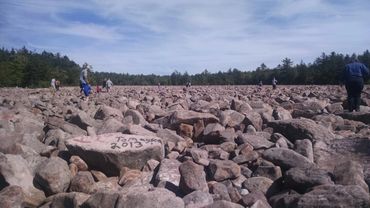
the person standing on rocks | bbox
[106,78,113,92]
[272,77,278,89]
[342,58,369,112]
[50,78,56,91]
[80,63,91,100]
[102,78,107,92]
[55,80,60,91]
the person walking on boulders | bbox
[342,58,369,112]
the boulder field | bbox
[0,85,370,208]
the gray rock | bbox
[116,188,185,208]
[0,153,45,207]
[253,165,282,181]
[209,182,231,201]
[203,123,225,144]
[91,177,121,193]
[244,111,263,131]
[179,161,208,194]
[68,111,97,131]
[267,118,335,142]
[236,134,274,149]
[242,177,273,194]
[94,105,123,120]
[284,167,334,193]
[97,118,124,135]
[333,160,369,193]
[203,200,244,208]
[220,110,245,128]
[296,185,370,208]
[124,109,148,125]
[48,192,90,208]
[155,159,181,189]
[0,186,25,208]
[169,110,219,126]
[207,159,241,181]
[183,190,213,208]
[66,133,164,176]
[294,139,314,162]
[262,148,314,170]
[34,157,71,196]
[69,171,95,194]
[189,148,209,166]
[81,191,120,208]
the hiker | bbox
[272,77,278,89]
[55,80,60,91]
[106,78,113,92]
[342,58,369,112]
[102,78,107,92]
[186,82,191,88]
[80,63,91,100]
[51,78,56,91]
[259,80,263,87]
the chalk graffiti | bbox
[110,136,162,150]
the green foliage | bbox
[0,47,369,87]
[0,47,81,88]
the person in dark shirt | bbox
[342,58,369,112]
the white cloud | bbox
[1,0,369,74]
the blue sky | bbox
[1,0,369,75]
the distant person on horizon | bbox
[106,78,113,92]
[102,78,107,92]
[259,80,263,87]
[50,78,56,95]
[80,63,91,100]
[272,77,278,89]
[55,80,60,91]
[342,57,369,112]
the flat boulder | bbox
[284,167,334,193]
[267,118,335,142]
[296,185,370,208]
[262,148,314,170]
[66,133,164,176]
[116,187,184,208]
[169,110,219,126]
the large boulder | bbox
[244,111,263,131]
[296,185,370,208]
[207,159,241,181]
[34,157,71,196]
[339,111,370,124]
[116,188,185,208]
[68,111,97,131]
[179,161,208,194]
[262,148,314,170]
[169,110,219,127]
[66,133,164,176]
[0,153,45,207]
[0,186,25,208]
[284,167,334,193]
[333,160,369,193]
[94,105,123,120]
[155,159,181,190]
[267,118,335,142]
[236,134,275,150]
[183,190,214,208]
[81,191,120,208]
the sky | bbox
[1,0,369,75]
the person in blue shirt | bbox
[342,58,369,112]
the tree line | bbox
[0,47,369,88]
